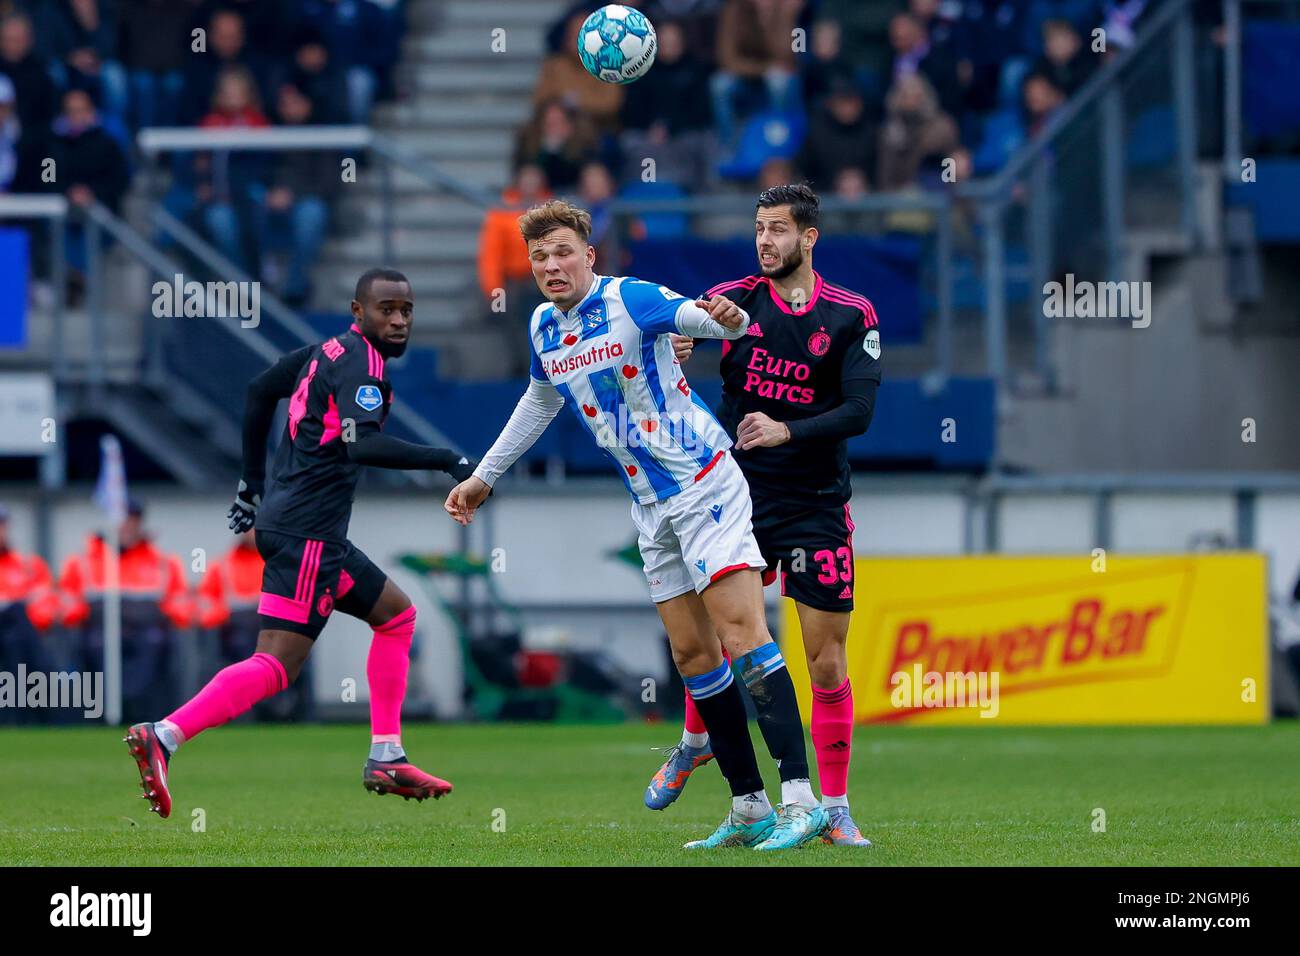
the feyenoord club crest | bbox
[807,328,831,356]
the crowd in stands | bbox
[511,0,1153,208]
[0,0,405,305]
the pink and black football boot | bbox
[124,722,173,819]
[363,757,453,801]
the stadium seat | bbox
[1127,106,1176,170]
[716,109,808,181]
[973,108,1026,176]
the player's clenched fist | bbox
[736,411,791,450]
[444,476,491,526]
[694,295,744,330]
[671,334,694,363]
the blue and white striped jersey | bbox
[526,274,747,504]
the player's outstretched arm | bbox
[228,344,314,533]
[344,426,476,480]
[443,379,564,526]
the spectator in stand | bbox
[282,28,350,124]
[257,82,339,307]
[478,163,551,375]
[820,164,876,233]
[800,19,857,114]
[0,13,58,142]
[57,498,193,723]
[1033,18,1095,96]
[534,9,625,130]
[44,88,130,283]
[37,0,127,128]
[816,0,903,100]
[798,72,876,194]
[1021,71,1065,138]
[576,159,616,251]
[514,97,598,194]
[620,18,715,188]
[711,0,804,146]
[179,7,251,125]
[876,72,960,192]
[199,65,271,130]
[954,0,1030,112]
[116,0,202,129]
[196,66,273,273]
[219,0,297,68]
[298,0,386,123]
[888,10,962,119]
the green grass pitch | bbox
[2,722,1298,866]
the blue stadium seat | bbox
[716,109,808,181]
[1227,158,1300,243]
[973,108,1026,175]
[1126,106,1176,169]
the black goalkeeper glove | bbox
[227,478,263,534]
[448,456,478,484]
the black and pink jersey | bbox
[256,324,394,543]
[710,272,881,506]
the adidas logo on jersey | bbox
[838,585,852,600]
[746,323,764,337]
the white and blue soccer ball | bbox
[577,5,657,85]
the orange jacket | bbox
[196,541,265,629]
[477,188,550,299]
[0,548,59,631]
[58,535,193,629]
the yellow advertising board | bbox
[781,554,1269,725]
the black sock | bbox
[686,667,765,798]
[738,643,810,782]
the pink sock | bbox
[682,649,729,737]
[166,652,287,743]
[811,678,854,799]
[368,606,416,742]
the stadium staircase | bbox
[985,0,1300,472]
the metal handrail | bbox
[148,206,460,459]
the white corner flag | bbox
[94,435,127,725]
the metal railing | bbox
[135,125,496,265]
[131,126,478,462]
[608,0,1218,393]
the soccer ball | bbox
[577,5,657,85]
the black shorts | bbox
[255,530,387,638]
[749,494,856,613]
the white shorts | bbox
[631,452,767,603]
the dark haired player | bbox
[646,185,881,847]
[124,269,476,818]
